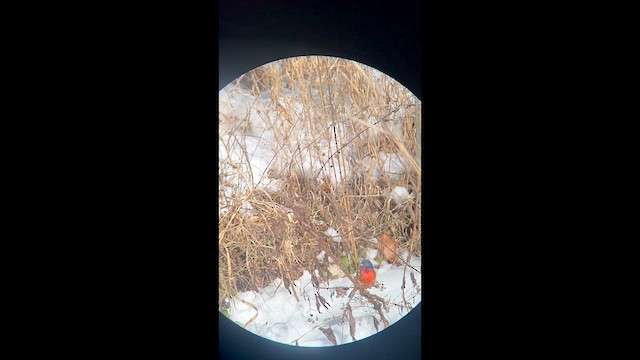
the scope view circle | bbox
[219,55,421,347]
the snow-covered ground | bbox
[219,57,421,347]
[225,250,421,347]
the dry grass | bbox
[219,56,421,313]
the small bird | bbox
[358,260,377,289]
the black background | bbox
[26,0,589,358]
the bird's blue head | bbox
[360,260,374,271]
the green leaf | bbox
[340,256,350,269]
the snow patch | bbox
[324,227,342,243]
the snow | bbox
[219,57,421,347]
[324,227,342,243]
[387,186,415,205]
[227,256,421,347]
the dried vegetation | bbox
[219,56,421,318]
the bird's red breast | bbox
[359,269,376,288]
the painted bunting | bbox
[358,260,376,288]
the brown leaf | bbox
[346,304,356,341]
[233,296,259,328]
[311,271,320,289]
[381,316,389,328]
[373,316,380,332]
[318,327,337,346]
[410,271,418,288]
[283,276,291,294]
[320,176,333,193]
[315,294,322,313]
[317,294,330,309]
[379,232,398,263]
